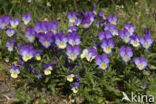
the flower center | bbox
[8,33,12,36]
[84,23,88,26]
[83,54,88,58]
[70,17,74,22]
[12,71,17,76]
[44,41,49,45]
[36,54,41,60]
[128,30,131,33]
[29,35,34,40]
[134,42,138,46]
[138,64,143,69]
[39,30,43,33]
[1,23,5,27]
[12,24,16,27]
[111,21,115,24]
[67,76,73,82]
[72,42,76,46]
[106,47,110,52]
[124,56,129,60]
[25,55,30,60]
[144,43,148,47]
[9,45,13,49]
[51,29,54,33]
[60,42,64,46]
[124,37,128,41]
[70,54,75,59]
[100,63,105,68]
[25,19,29,24]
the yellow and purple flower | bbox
[55,31,67,49]
[35,49,42,61]
[106,15,117,25]
[18,44,36,62]
[67,73,75,82]
[95,53,109,70]
[118,29,131,43]
[124,23,135,35]
[38,31,54,48]
[133,56,148,70]
[9,64,20,79]
[66,45,80,61]
[98,10,105,19]
[5,28,15,37]
[67,11,77,25]
[81,11,94,28]
[119,46,133,62]
[85,47,97,62]
[105,23,118,36]
[34,21,48,33]
[10,17,19,28]
[0,15,10,29]
[24,26,36,43]
[67,31,80,46]
[130,33,140,47]
[5,39,16,52]
[47,20,58,34]
[68,26,77,33]
[70,82,80,93]
[101,38,114,54]
[139,34,153,49]
[42,63,53,75]
[22,13,31,25]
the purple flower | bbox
[106,15,117,25]
[10,17,19,28]
[118,29,131,43]
[66,45,80,61]
[35,49,43,61]
[34,70,42,79]
[130,33,140,47]
[55,31,67,49]
[0,15,10,29]
[38,32,54,48]
[119,46,133,62]
[95,53,109,70]
[9,64,20,78]
[68,11,77,25]
[18,44,36,62]
[83,47,97,62]
[133,56,147,70]
[98,10,105,19]
[67,31,80,46]
[154,39,156,44]
[124,23,135,35]
[22,13,31,25]
[5,39,16,52]
[42,63,53,75]
[81,11,94,28]
[144,28,150,35]
[24,26,36,43]
[139,35,152,49]
[47,20,58,34]
[98,30,112,41]
[5,28,15,37]
[34,21,48,33]
[101,38,114,54]
[17,61,24,66]
[70,82,80,87]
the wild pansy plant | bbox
[47,20,58,34]
[10,17,19,28]
[98,30,112,41]
[67,31,80,46]
[86,47,97,62]
[95,53,109,70]
[0,15,10,29]
[34,21,48,33]
[133,56,148,70]
[67,11,77,25]
[38,31,54,48]
[22,13,31,25]
[42,63,53,75]
[24,26,36,43]
[18,44,37,62]
[101,38,114,54]
[9,64,20,79]
[66,45,80,61]
[5,39,16,52]
[81,11,94,28]
[55,31,67,49]
[118,29,131,43]
[5,28,15,37]
[130,33,140,47]
[119,46,133,62]
[139,34,153,50]
[104,23,118,36]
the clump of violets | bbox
[34,21,48,33]
[66,45,80,61]
[24,26,36,43]
[124,23,135,35]
[47,20,58,34]
[5,39,16,52]
[55,31,67,49]
[133,56,148,70]
[0,15,10,29]
[9,64,20,79]
[139,34,153,50]
[118,29,131,43]
[130,33,140,47]
[10,17,19,28]
[35,49,43,61]
[38,32,54,48]
[95,53,109,70]
[5,28,15,37]
[119,46,133,62]
[42,63,53,75]
[81,11,94,28]
[101,38,114,54]
[98,30,112,41]
[67,31,80,46]
[22,13,31,25]
[106,15,117,25]
[18,44,36,62]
